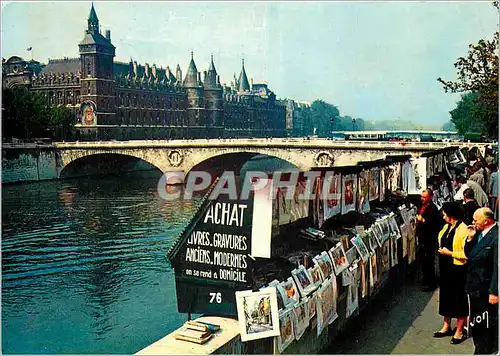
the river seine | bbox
[2,156,297,354]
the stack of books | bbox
[175,320,220,345]
[299,228,326,241]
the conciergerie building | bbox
[2,4,290,141]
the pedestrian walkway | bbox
[325,281,474,354]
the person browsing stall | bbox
[435,202,469,344]
[462,188,480,226]
[464,207,498,354]
[416,189,442,291]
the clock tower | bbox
[78,3,116,140]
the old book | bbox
[191,320,220,332]
[177,327,210,339]
[175,333,212,345]
[184,321,208,332]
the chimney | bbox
[105,30,111,41]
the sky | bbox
[1,1,498,127]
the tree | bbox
[310,100,341,136]
[441,120,456,131]
[449,92,491,135]
[437,3,498,138]
[2,87,75,141]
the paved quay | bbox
[325,279,474,354]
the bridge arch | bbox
[183,147,310,176]
[59,152,163,179]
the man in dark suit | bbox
[462,188,480,225]
[416,189,442,291]
[465,207,498,354]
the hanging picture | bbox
[341,174,357,214]
[290,178,310,223]
[388,214,401,239]
[380,239,391,272]
[328,243,349,276]
[341,266,355,286]
[278,187,292,226]
[323,172,341,220]
[267,280,285,311]
[409,158,427,195]
[305,293,317,320]
[291,265,317,298]
[329,273,338,325]
[291,300,309,341]
[276,308,295,353]
[307,265,323,286]
[372,220,386,244]
[379,168,386,202]
[346,277,359,319]
[369,168,380,201]
[370,252,378,288]
[350,234,370,262]
[313,251,334,280]
[236,288,280,342]
[345,246,358,266]
[277,277,300,308]
[315,277,338,337]
[357,170,370,213]
[366,229,378,252]
[400,223,408,258]
[379,217,391,241]
[359,260,368,299]
[401,161,411,193]
[389,236,398,267]
[314,176,324,228]
[407,218,417,264]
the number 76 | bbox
[209,292,222,303]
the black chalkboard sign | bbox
[169,188,255,315]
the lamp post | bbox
[352,118,357,131]
[330,117,335,138]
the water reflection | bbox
[2,172,202,354]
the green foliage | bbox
[440,120,456,131]
[449,92,492,136]
[2,87,75,141]
[310,100,341,136]
[438,21,498,139]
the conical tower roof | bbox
[205,54,218,88]
[183,51,199,87]
[237,59,250,92]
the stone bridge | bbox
[36,138,489,177]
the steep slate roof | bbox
[204,54,218,89]
[42,58,80,74]
[183,52,199,87]
[237,59,250,92]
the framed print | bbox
[400,223,408,258]
[291,299,309,341]
[313,251,334,280]
[341,174,357,215]
[350,234,370,262]
[341,266,355,286]
[346,282,359,319]
[305,293,317,320]
[323,172,341,220]
[328,243,349,276]
[389,236,398,267]
[388,214,401,239]
[370,252,378,288]
[380,239,391,272]
[379,168,386,202]
[372,221,385,246]
[291,265,317,298]
[315,277,338,337]
[267,279,285,311]
[276,308,295,353]
[357,170,370,213]
[307,265,323,286]
[277,277,300,308]
[369,168,380,201]
[236,288,280,342]
[366,229,379,252]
